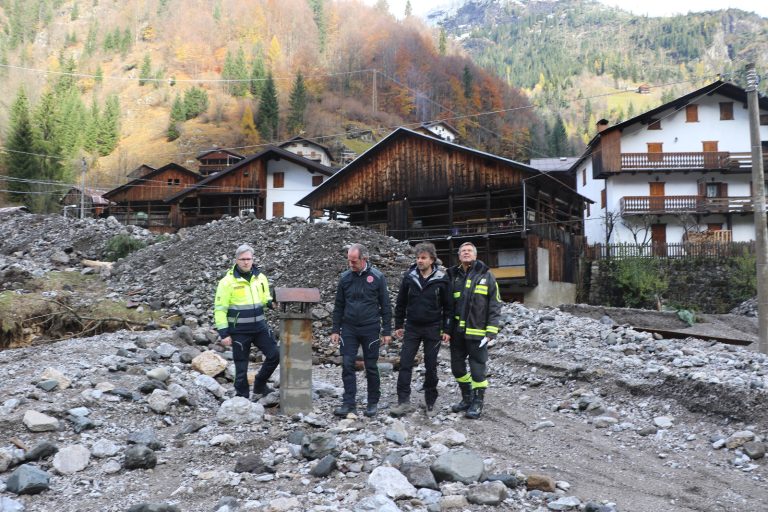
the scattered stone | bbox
[400,463,439,490]
[123,445,157,470]
[439,495,469,509]
[743,441,766,460]
[263,497,300,512]
[532,420,555,431]
[527,474,557,492]
[467,480,508,505]
[367,466,418,499]
[194,374,226,398]
[22,410,59,432]
[154,343,178,358]
[210,434,237,446]
[216,397,264,424]
[638,426,658,437]
[24,442,58,462]
[725,431,755,449]
[485,473,522,489]
[146,367,170,382]
[38,367,71,389]
[52,445,90,474]
[192,351,228,377]
[147,389,175,414]
[301,433,338,460]
[653,416,673,429]
[354,494,400,511]
[430,449,484,484]
[234,454,272,474]
[91,439,120,458]
[126,504,181,512]
[36,380,59,392]
[548,496,582,510]
[428,428,466,447]
[127,429,164,451]
[5,464,51,495]
[309,454,336,477]
[0,497,24,512]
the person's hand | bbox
[441,333,451,344]
[395,328,404,339]
[381,335,392,345]
[479,336,489,348]
[330,333,340,345]
[221,336,232,347]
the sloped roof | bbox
[196,148,245,160]
[60,186,113,206]
[103,163,200,199]
[279,135,333,157]
[298,127,561,208]
[165,145,335,203]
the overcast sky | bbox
[369,0,768,19]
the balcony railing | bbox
[620,152,731,170]
[620,195,757,215]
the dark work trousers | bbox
[339,323,381,407]
[231,323,279,398]
[449,330,488,384]
[397,323,441,406]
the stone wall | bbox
[585,256,755,313]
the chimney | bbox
[596,119,610,133]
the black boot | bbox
[465,388,485,419]
[333,403,356,417]
[364,402,378,417]
[451,382,472,413]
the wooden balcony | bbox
[620,195,757,215]
[620,152,731,170]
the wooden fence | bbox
[587,241,755,260]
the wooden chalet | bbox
[279,136,334,167]
[196,148,245,177]
[165,146,334,228]
[297,128,591,304]
[103,163,201,232]
[59,186,112,218]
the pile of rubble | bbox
[0,212,156,289]
[730,297,758,317]
[107,216,414,351]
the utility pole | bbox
[746,63,768,354]
[80,158,87,220]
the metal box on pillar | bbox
[275,287,320,415]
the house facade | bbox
[572,81,768,248]
[297,127,589,306]
[166,146,334,227]
[196,148,245,176]
[279,136,334,167]
[60,186,112,218]
[415,121,460,143]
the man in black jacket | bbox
[331,243,392,417]
[391,242,452,417]
[448,242,502,419]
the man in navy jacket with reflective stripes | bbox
[331,243,392,417]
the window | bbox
[648,119,661,130]
[600,188,606,209]
[272,202,284,218]
[720,102,734,120]
[705,183,719,198]
[167,179,172,186]
[686,104,698,122]
[174,179,180,185]
[582,169,586,187]
[273,172,285,188]
[312,175,324,187]
[586,203,591,216]
[647,142,663,162]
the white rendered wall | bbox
[281,142,331,166]
[266,159,325,219]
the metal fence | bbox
[587,241,756,260]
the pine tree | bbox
[462,65,473,99]
[240,102,258,143]
[139,53,152,86]
[308,0,326,53]
[71,2,79,21]
[183,87,209,119]
[438,28,447,56]
[250,54,266,97]
[84,22,98,56]
[405,0,412,17]
[4,88,41,205]
[550,114,568,157]
[96,94,120,156]
[170,95,186,123]
[256,72,279,142]
[120,28,132,57]
[83,98,100,153]
[222,47,249,96]
[287,71,307,135]
[94,64,103,85]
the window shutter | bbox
[686,104,698,122]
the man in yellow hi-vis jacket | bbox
[214,244,278,399]
[447,241,502,419]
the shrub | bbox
[730,248,756,303]
[105,235,145,261]
[614,258,668,309]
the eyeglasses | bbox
[237,257,253,261]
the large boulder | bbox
[430,449,485,484]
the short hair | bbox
[348,243,369,260]
[458,242,477,256]
[235,244,255,259]
[414,242,437,262]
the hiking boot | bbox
[465,388,485,419]
[363,402,379,417]
[253,383,274,397]
[425,402,437,418]
[333,403,356,417]
[390,402,414,417]
[451,382,472,413]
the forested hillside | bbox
[438,0,768,155]
[0,0,537,211]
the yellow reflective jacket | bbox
[214,265,272,337]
